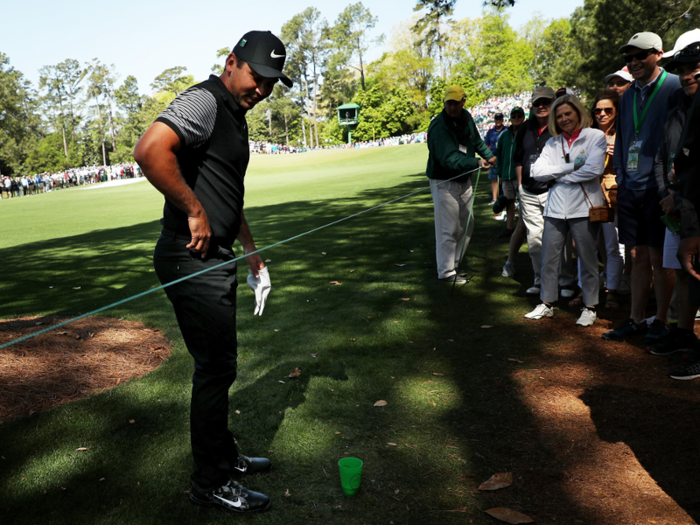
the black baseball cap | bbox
[494,113,504,120]
[233,31,293,88]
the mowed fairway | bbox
[5,144,693,525]
[4,143,519,525]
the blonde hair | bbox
[548,95,591,136]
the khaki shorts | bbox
[501,180,517,200]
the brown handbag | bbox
[580,182,614,223]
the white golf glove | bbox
[247,267,271,316]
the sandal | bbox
[568,293,584,307]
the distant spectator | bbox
[485,113,506,206]
[605,67,634,95]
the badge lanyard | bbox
[632,70,667,140]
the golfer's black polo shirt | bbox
[156,75,249,247]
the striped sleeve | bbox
[156,88,217,148]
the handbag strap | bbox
[579,182,594,208]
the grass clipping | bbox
[0,315,170,423]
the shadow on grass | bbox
[1,172,688,523]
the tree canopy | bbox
[2,0,698,175]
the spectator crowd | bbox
[461,29,700,381]
[1,163,141,199]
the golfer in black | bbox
[134,31,292,514]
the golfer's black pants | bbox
[153,235,239,492]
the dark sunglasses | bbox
[624,49,654,63]
[607,79,629,87]
[532,99,552,108]
[593,107,615,115]
[674,41,700,59]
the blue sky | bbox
[3,0,583,95]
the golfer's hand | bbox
[187,213,212,258]
[678,237,700,281]
[247,267,271,316]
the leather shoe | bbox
[234,454,272,475]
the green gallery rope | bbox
[0,166,482,351]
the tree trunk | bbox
[61,124,68,159]
[284,114,289,147]
[313,76,319,149]
[94,96,108,166]
[437,24,445,79]
[358,38,366,91]
[105,93,117,153]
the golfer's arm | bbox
[238,211,265,273]
[516,166,522,187]
[134,122,206,220]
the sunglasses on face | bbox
[594,107,614,115]
[607,79,629,87]
[624,49,654,63]
[532,99,552,108]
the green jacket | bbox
[426,109,493,183]
[496,126,518,181]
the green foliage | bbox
[211,47,230,75]
[330,2,384,90]
[0,53,40,176]
[369,49,435,111]
[561,0,700,98]
[150,66,195,95]
[470,12,534,96]
[413,0,457,77]
[351,84,415,140]
[427,73,485,122]
[24,132,81,173]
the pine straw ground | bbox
[0,316,169,423]
[2,309,700,524]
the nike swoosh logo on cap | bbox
[270,50,285,58]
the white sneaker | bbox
[502,261,515,278]
[526,285,541,295]
[494,211,506,221]
[524,303,553,320]
[576,308,597,327]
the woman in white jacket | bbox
[524,94,607,327]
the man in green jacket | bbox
[427,85,495,283]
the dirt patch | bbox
[0,315,170,423]
[484,305,700,524]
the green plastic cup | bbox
[338,457,363,497]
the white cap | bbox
[663,28,700,58]
[618,32,663,54]
[604,69,634,84]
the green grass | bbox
[0,144,554,524]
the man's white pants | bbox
[518,185,575,288]
[430,178,474,279]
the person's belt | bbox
[161,227,232,249]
